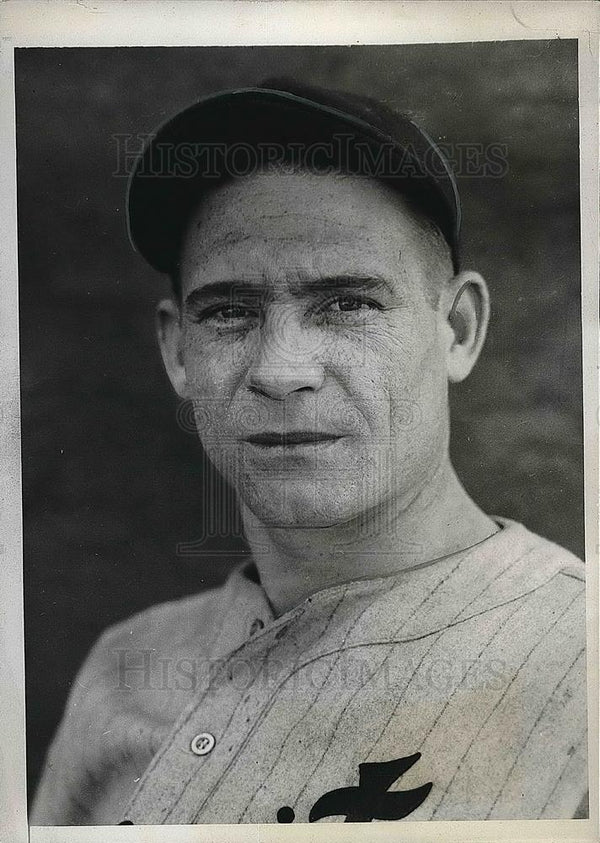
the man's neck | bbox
[241,462,498,617]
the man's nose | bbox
[245,308,325,400]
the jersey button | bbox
[249,618,265,636]
[190,732,215,756]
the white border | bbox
[0,0,598,46]
[0,2,598,843]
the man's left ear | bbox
[440,270,490,383]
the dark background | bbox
[16,41,583,796]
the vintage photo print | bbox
[1,3,598,842]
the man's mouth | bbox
[244,431,343,447]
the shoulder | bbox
[496,520,586,613]
[370,520,586,642]
[95,584,227,657]
[30,583,232,825]
[496,517,585,579]
[36,583,232,783]
[473,521,587,720]
[59,581,235,717]
[477,518,586,606]
[473,519,586,638]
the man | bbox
[31,79,587,825]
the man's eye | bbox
[324,295,380,314]
[216,306,253,320]
[199,305,258,324]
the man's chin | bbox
[240,482,368,531]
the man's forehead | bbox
[185,169,395,238]
[189,215,358,258]
[178,168,446,290]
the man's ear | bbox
[440,271,490,383]
[156,298,188,398]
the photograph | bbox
[3,9,596,839]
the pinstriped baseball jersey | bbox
[31,518,587,825]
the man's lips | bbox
[244,431,343,447]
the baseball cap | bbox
[126,77,461,277]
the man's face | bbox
[177,169,453,530]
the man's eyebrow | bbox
[292,275,394,296]
[184,282,262,310]
[183,275,395,309]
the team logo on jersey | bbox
[277,752,432,823]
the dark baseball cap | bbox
[126,77,461,277]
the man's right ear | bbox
[156,298,188,399]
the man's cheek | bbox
[182,362,237,447]
[391,370,448,462]
[190,398,237,448]
[183,330,249,383]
